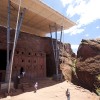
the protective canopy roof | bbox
[0,0,75,36]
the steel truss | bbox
[6,0,26,94]
[49,23,63,81]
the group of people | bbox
[18,67,38,93]
[18,67,70,99]
[34,82,70,100]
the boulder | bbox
[76,39,100,93]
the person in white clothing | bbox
[34,82,38,93]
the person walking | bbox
[66,88,70,100]
[34,82,38,93]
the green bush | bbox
[95,88,100,96]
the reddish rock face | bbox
[59,43,75,81]
[77,39,100,61]
[76,39,100,92]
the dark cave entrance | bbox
[0,50,7,70]
[0,50,7,81]
[46,54,56,77]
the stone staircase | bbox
[17,77,58,92]
[21,83,30,92]
[18,76,32,92]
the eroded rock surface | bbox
[76,39,100,93]
[59,43,75,81]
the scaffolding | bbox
[49,23,63,81]
[6,0,26,94]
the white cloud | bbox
[97,36,100,38]
[96,26,100,29]
[71,44,79,49]
[71,44,79,54]
[85,34,89,37]
[60,0,73,7]
[64,25,84,35]
[79,0,100,25]
[60,0,100,35]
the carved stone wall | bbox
[0,26,52,83]
[12,50,46,80]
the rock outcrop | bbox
[59,43,75,81]
[76,39,100,94]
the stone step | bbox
[19,79,29,83]
[21,83,30,92]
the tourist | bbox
[18,75,20,79]
[34,82,38,93]
[17,75,20,88]
[66,88,70,100]
[22,71,25,77]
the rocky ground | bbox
[0,79,99,100]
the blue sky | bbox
[42,0,100,54]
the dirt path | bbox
[0,80,99,100]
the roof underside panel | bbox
[0,0,75,37]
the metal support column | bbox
[16,8,26,42]
[49,24,63,80]
[59,26,63,80]
[60,26,63,43]
[49,25,56,60]
[7,8,26,94]
[55,24,59,78]
[5,0,11,82]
